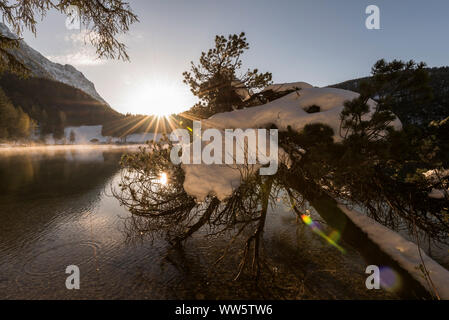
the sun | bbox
[124,79,196,117]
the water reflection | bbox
[0,147,398,299]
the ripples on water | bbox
[0,147,400,299]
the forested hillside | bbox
[331,67,449,125]
[0,86,35,140]
[0,74,121,139]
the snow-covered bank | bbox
[338,204,449,299]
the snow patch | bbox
[182,165,247,202]
[428,188,448,199]
[203,87,402,142]
[180,85,402,201]
[179,130,292,202]
[262,82,314,93]
[423,169,449,199]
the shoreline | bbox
[0,144,145,153]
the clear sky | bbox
[21,0,449,116]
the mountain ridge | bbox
[0,22,106,104]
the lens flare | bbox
[301,214,346,253]
[379,266,402,292]
[329,230,341,243]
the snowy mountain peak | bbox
[0,23,107,104]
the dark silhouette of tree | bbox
[183,32,272,118]
[114,137,286,280]
[114,59,449,282]
[282,60,448,242]
[69,130,76,144]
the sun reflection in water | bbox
[158,172,168,185]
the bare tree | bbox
[113,137,299,280]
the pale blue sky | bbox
[21,0,449,115]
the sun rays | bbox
[102,113,183,143]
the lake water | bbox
[0,147,410,299]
